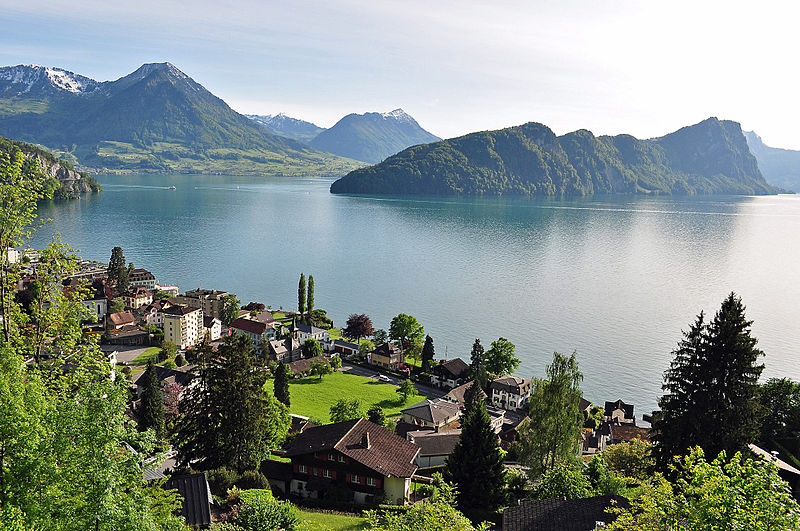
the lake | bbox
[31,174,800,416]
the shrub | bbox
[234,470,270,491]
[174,354,185,367]
[235,489,299,531]
[206,467,240,496]
[163,360,177,369]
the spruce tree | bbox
[444,381,505,517]
[654,293,765,471]
[421,335,435,373]
[469,338,487,390]
[139,357,165,438]
[297,273,306,317]
[107,246,128,292]
[274,363,290,407]
[307,274,314,318]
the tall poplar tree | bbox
[297,273,306,317]
[654,293,765,471]
[421,335,435,373]
[273,363,290,407]
[444,382,505,517]
[139,357,165,437]
[307,275,314,318]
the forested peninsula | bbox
[330,117,776,197]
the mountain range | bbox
[744,131,800,192]
[0,63,363,175]
[246,113,325,143]
[331,117,775,197]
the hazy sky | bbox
[3,0,799,147]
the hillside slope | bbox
[331,118,774,197]
[745,131,800,192]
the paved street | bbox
[341,361,446,399]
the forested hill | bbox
[0,136,101,199]
[330,117,775,197]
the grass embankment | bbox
[131,347,161,366]
[297,509,367,530]
[287,372,424,423]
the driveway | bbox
[341,361,446,399]
[101,345,152,365]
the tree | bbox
[606,447,800,530]
[343,313,374,344]
[139,358,165,438]
[273,363,290,407]
[307,274,314,318]
[421,335,435,373]
[367,405,386,427]
[653,293,765,471]
[485,337,520,376]
[515,351,583,478]
[396,379,415,403]
[220,293,241,327]
[302,338,322,359]
[107,246,129,292]
[108,298,125,314]
[389,314,423,358]
[533,462,593,500]
[310,358,331,380]
[329,354,342,370]
[758,377,800,444]
[163,381,184,434]
[603,439,654,481]
[330,398,361,423]
[444,382,506,517]
[159,340,177,361]
[297,273,306,317]
[372,329,388,344]
[175,334,290,472]
[469,339,487,390]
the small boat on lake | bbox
[167,185,176,190]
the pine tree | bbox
[274,362,290,407]
[139,357,165,437]
[421,335,435,373]
[444,381,506,517]
[469,338,487,390]
[298,273,306,317]
[307,274,314,318]
[654,293,765,471]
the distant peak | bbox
[381,108,408,118]
[130,62,188,80]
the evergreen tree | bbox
[307,274,314,318]
[297,273,306,318]
[367,405,386,427]
[273,363,290,407]
[175,334,290,472]
[107,246,128,292]
[139,357,165,437]
[654,293,765,471]
[515,351,583,478]
[469,338,487,390]
[421,335,435,373]
[444,382,506,517]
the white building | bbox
[163,305,203,350]
[490,375,533,412]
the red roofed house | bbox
[279,418,419,505]
[109,311,136,329]
[230,317,275,347]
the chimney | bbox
[362,431,370,449]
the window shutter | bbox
[360,476,366,485]
[320,452,327,461]
[346,473,351,482]
[293,464,299,473]
[377,479,382,488]
[331,470,337,480]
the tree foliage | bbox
[175,335,289,473]
[330,398,361,424]
[220,294,241,327]
[310,358,331,380]
[469,339,487,390]
[343,313,374,344]
[140,357,165,438]
[306,275,314,318]
[273,363,290,407]
[421,335,435,373]
[396,379,415,403]
[297,273,305,317]
[367,405,386,427]
[515,351,583,479]
[758,377,800,444]
[533,462,593,500]
[301,338,322,359]
[107,246,129,293]
[388,314,423,353]
[654,293,764,471]
[603,439,654,481]
[484,337,520,376]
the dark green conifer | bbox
[469,338,487,390]
[298,273,306,317]
[421,335,435,373]
[274,363,290,407]
[140,357,165,437]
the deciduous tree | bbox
[310,358,331,380]
[396,379,415,403]
[220,293,241,327]
[302,338,322,359]
[330,398,361,423]
[389,314,423,358]
[485,337,520,376]
[367,405,386,427]
[343,313,374,344]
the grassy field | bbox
[131,347,161,366]
[297,509,367,530]
[288,372,424,423]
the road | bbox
[340,361,446,399]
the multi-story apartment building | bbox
[163,305,203,350]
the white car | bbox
[378,374,391,382]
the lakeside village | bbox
[8,244,800,530]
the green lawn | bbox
[287,372,424,423]
[297,509,367,530]
[131,347,161,366]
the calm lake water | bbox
[31,174,800,416]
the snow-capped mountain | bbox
[309,108,441,164]
[0,65,102,97]
[246,113,325,143]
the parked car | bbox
[378,374,391,382]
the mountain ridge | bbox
[744,131,800,192]
[330,117,775,197]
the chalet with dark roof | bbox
[407,429,462,469]
[431,357,471,389]
[490,375,533,412]
[608,423,652,445]
[605,399,635,424]
[291,321,330,343]
[276,418,419,505]
[401,398,461,429]
[502,495,629,531]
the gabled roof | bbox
[125,286,151,298]
[605,399,635,420]
[402,399,460,425]
[293,322,327,335]
[162,473,212,527]
[203,315,220,328]
[133,365,197,388]
[609,423,652,443]
[444,381,486,407]
[749,444,800,476]
[433,358,470,380]
[163,305,201,317]
[287,355,328,375]
[491,375,532,395]
[109,311,135,327]
[578,397,592,411]
[371,343,400,358]
[410,430,462,458]
[285,418,419,478]
[231,317,267,335]
[502,495,629,531]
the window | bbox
[298,464,307,474]
[366,477,377,487]
[351,474,359,484]
[338,455,346,463]
[328,453,335,461]
[323,469,333,478]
